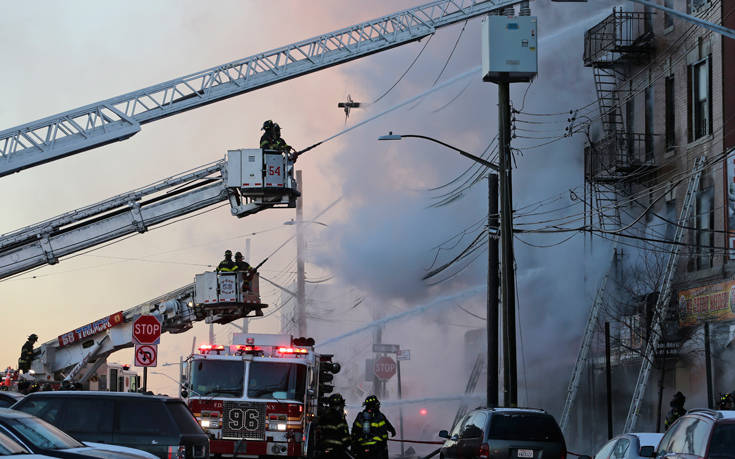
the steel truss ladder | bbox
[559,239,617,432]
[0,0,526,178]
[453,353,485,428]
[623,155,706,432]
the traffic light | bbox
[317,355,341,414]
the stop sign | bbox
[132,315,161,344]
[374,356,396,380]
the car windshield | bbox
[709,424,735,458]
[0,430,28,455]
[247,361,307,401]
[191,359,244,398]
[5,415,84,450]
[488,413,564,442]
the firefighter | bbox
[664,391,687,430]
[719,392,735,410]
[272,123,293,153]
[351,395,395,459]
[234,251,255,291]
[260,120,276,150]
[18,334,38,374]
[317,393,351,459]
[217,250,237,272]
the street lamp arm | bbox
[389,134,499,171]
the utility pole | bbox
[498,79,517,407]
[488,173,499,407]
[296,170,306,337]
[242,238,251,333]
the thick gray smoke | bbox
[301,1,617,453]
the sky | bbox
[0,0,616,450]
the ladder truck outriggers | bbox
[9,146,296,388]
[181,333,340,459]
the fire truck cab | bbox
[182,333,338,458]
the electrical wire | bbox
[372,34,434,104]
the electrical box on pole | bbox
[482,15,538,83]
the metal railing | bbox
[585,131,657,180]
[584,9,655,66]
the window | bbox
[664,0,674,29]
[4,416,84,450]
[645,87,654,161]
[60,398,114,434]
[689,57,712,141]
[695,187,714,270]
[460,412,487,439]
[117,399,176,435]
[595,439,617,459]
[665,77,675,149]
[14,398,65,425]
[166,401,204,435]
[665,418,711,456]
[488,413,563,442]
[190,359,244,398]
[247,362,307,401]
[688,0,708,13]
[612,438,630,459]
[709,423,735,456]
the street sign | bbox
[132,315,161,344]
[134,344,158,367]
[397,349,411,361]
[372,343,400,353]
[374,356,397,380]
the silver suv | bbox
[655,409,735,459]
[438,408,566,459]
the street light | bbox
[378,132,499,171]
[378,132,501,408]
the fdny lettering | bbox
[57,312,124,347]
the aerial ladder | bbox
[0,148,297,279]
[623,155,705,431]
[0,0,531,178]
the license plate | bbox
[517,449,534,458]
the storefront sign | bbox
[678,281,735,326]
[57,311,124,347]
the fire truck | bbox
[181,333,340,458]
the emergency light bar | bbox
[231,344,263,354]
[277,347,309,355]
[198,344,225,354]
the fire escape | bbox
[584,8,656,232]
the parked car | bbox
[0,392,23,408]
[438,408,566,459]
[655,409,735,458]
[0,408,150,459]
[12,392,208,459]
[591,433,664,459]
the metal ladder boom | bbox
[560,241,617,432]
[453,353,485,427]
[623,155,706,432]
[0,0,525,177]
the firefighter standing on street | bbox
[352,395,395,459]
[18,334,38,374]
[664,391,687,429]
[217,250,237,272]
[317,394,351,459]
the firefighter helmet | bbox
[224,250,232,257]
[235,252,243,260]
[329,393,345,408]
[720,392,735,409]
[262,120,274,131]
[28,334,38,342]
[363,395,380,409]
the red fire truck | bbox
[181,333,339,458]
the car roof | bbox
[470,407,548,415]
[0,407,33,419]
[22,391,176,401]
[685,409,735,421]
[0,392,24,399]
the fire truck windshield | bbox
[247,361,307,401]
[191,359,244,398]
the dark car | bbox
[0,407,148,459]
[0,392,23,409]
[439,408,566,459]
[12,392,208,459]
[654,408,735,459]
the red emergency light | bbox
[199,344,225,354]
[231,344,262,354]
[277,347,309,355]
